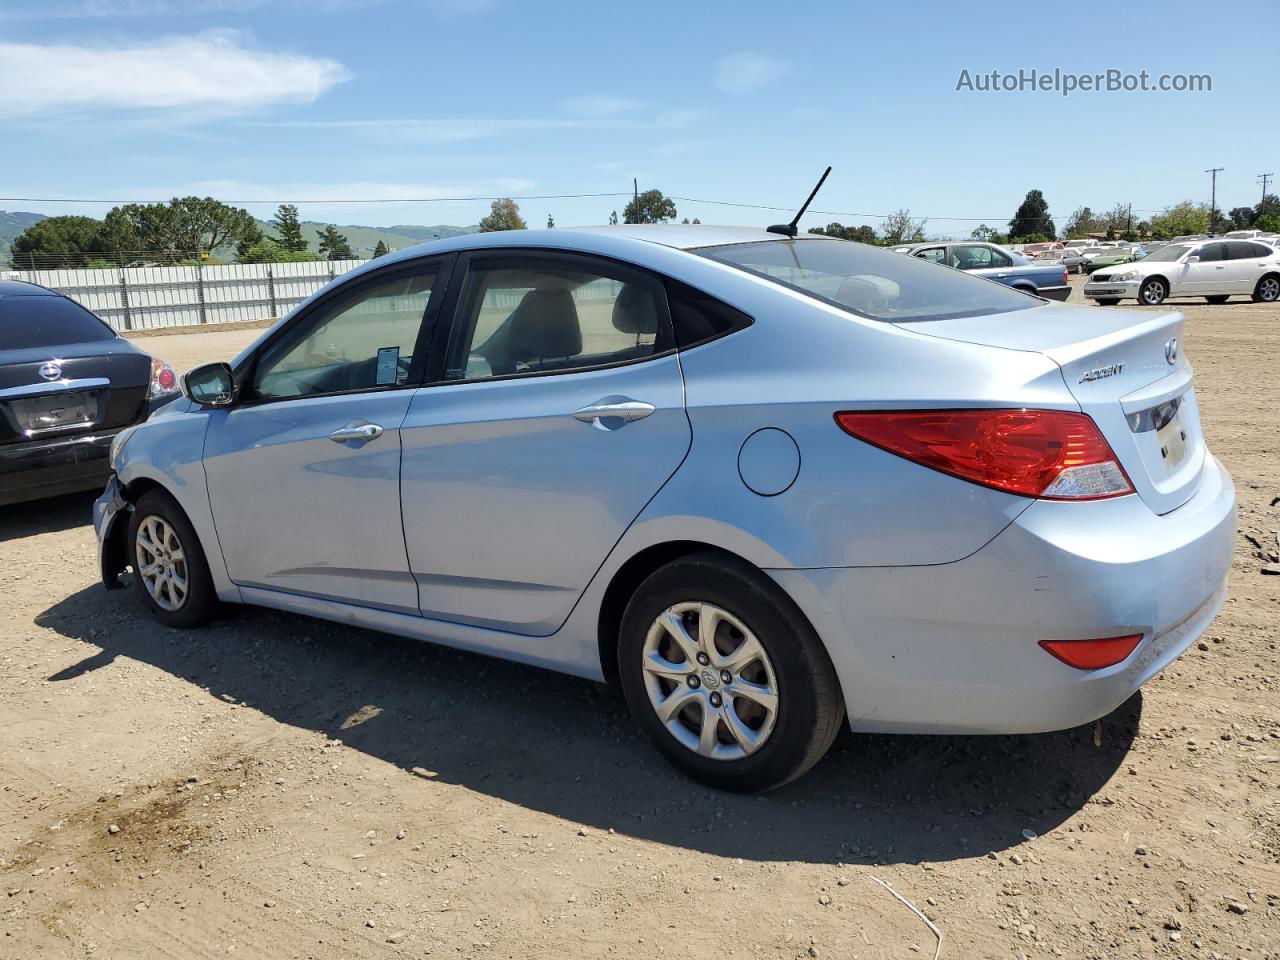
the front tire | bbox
[1254,275,1280,303]
[1139,277,1168,306]
[127,489,217,628]
[617,552,844,793]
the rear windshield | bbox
[0,295,116,350]
[699,239,1038,322]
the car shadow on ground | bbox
[37,583,1138,866]
[0,490,97,543]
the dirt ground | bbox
[2,277,1278,960]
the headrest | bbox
[508,288,582,359]
[612,283,658,335]
[833,275,900,313]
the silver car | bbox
[95,225,1236,792]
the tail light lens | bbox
[149,357,178,400]
[1039,634,1143,669]
[1062,269,1069,285]
[834,409,1134,500]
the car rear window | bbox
[0,295,116,349]
[698,238,1038,322]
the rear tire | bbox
[1253,274,1280,303]
[1205,295,1230,304]
[1093,298,1120,306]
[127,489,217,628]
[617,552,844,793]
[1139,277,1168,306]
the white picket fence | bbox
[0,259,371,332]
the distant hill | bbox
[0,210,475,266]
[0,211,48,266]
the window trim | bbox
[430,248,679,388]
[232,254,456,408]
[663,277,755,351]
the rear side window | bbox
[1226,241,1260,260]
[0,295,115,349]
[701,238,1037,323]
[665,282,752,348]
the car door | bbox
[950,244,1014,283]
[398,250,692,636]
[1225,241,1270,292]
[202,257,451,613]
[1182,242,1227,293]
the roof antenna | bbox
[767,166,831,237]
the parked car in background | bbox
[1224,229,1266,240]
[1086,248,1140,274]
[1084,238,1280,305]
[897,241,1071,299]
[95,225,1232,792]
[1172,234,1210,243]
[1040,249,1088,274]
[1021,241,1065,259]
[1,280,178,505]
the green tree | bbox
[623,189,677,224]
[1228,207,1255,230]
[1255,211,1280,233]
[317,225,354,259]
[809,222,878,244]
[271,204,308,252]
[880,209,927,245]
[1062,206,1099,239]
[1147,201,1212,239]
[477,198,527,232]
[10,216,106,269]
[372,240,389,258]
[102,197,257,260]
[1254,194,1279,224]
[236,237,320,263]
[1008,190,1055,240]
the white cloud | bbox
[0,30,349,117]
[563,95,643,119]
[714,52,788,94]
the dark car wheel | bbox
[617,552,845,793]
[1205,295,1230,304]
[1139,278,1168,306]
[1094,298,1120,306]
[127,489,217,628]
[1253,275,1280,303]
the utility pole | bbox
[1205,167,1224,232]
[1126,203,1132,239]
[633,177,639,223]
[1260,172,1274,212]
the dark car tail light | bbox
[1039,634,1143,669]
[834,409,1134,500]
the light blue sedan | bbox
[95,225,1235,792]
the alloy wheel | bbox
[1141,280,1167,305]
[1260,277,1280,302]
[641,602,779,761]
[135,515,189,612]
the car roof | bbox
[0,278,58,299]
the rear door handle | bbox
[329,422,384,443]
[573,397,656,428]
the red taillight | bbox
[1063,269,1069,285]
[834,409,1134,500]
[1039,634,1143,669]
[149,357,178,399]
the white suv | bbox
[1084,238,1280,306]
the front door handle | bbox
[329,422,384,443]
[573,397,656,429]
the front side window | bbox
[445,257,671,380]
[701,238,1038,323]
[253,267,438,401]
[1196,243,1225,263]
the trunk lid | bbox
[0,340,151,446]
[899,302,1204,515]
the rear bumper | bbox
[0,429,119,506]
[770,455,1236,735]
[1037,284,1072,302]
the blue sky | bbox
[1,0,1275,238]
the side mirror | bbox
[181,362,236,408]
[1185,255,1200,264]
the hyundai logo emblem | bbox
[37,361,62,382]
[1164,338,1179,365]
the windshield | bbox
[1139,244,1191,262]
[700,239,1039,323]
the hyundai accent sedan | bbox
[95,225,1235,792]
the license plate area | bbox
[1156,413,1189,468]
[1127,393,1189,471]
[5,390,104,437]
